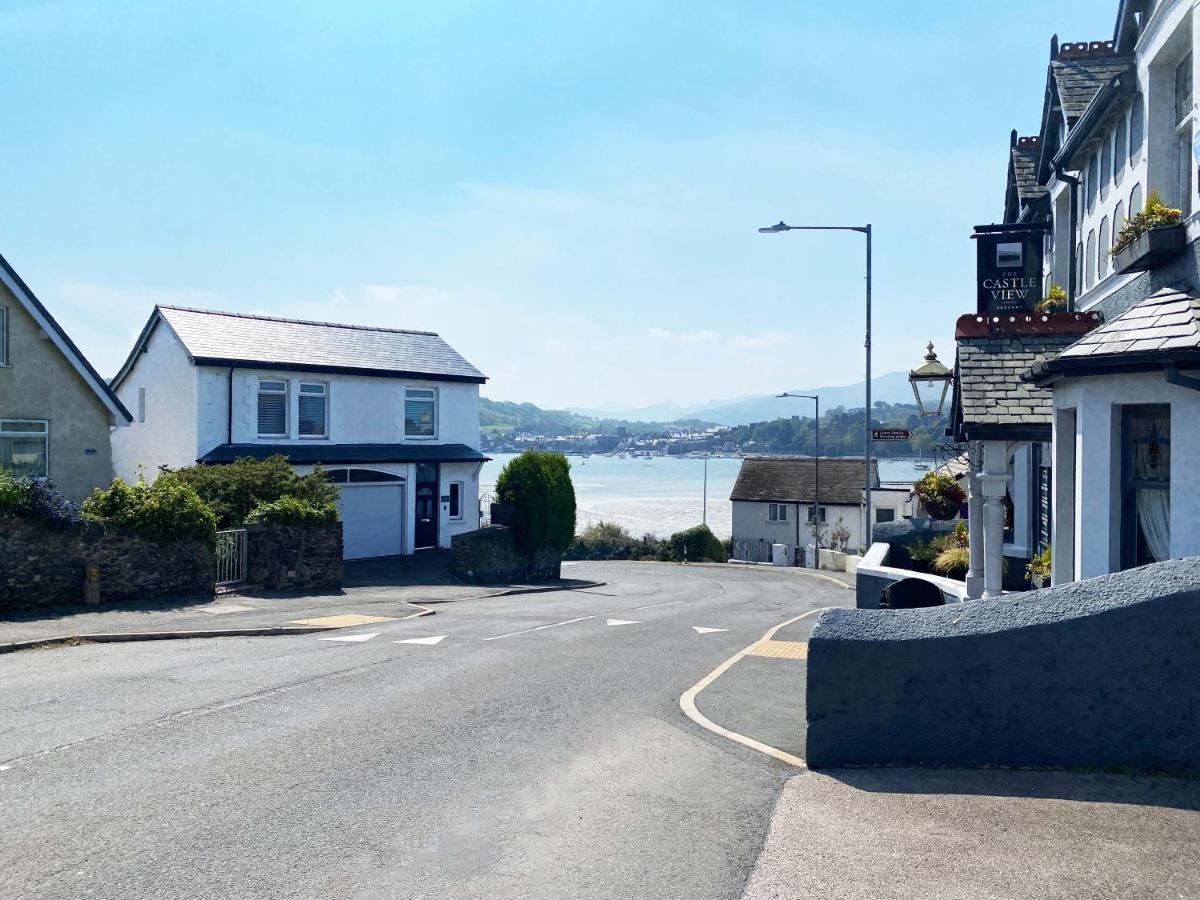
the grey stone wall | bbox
[451,526,561,584]
[245,522,342,592]
[808,557,1200,773]
[0,516,214,610]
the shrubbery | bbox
[565,520,729,563]
[0,472,79,526]
[246,496,338,525]
[495,450,576,556]
[667,523,725,562]
[162,455,339,528]
[82,476,217,548]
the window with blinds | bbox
[299,382,327,438]
[257,379,288,437]
[405,388,437,438]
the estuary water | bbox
[479,454,931,539]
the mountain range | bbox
[566,371,914,427]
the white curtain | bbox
[1136,489,1171,563]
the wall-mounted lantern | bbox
[909,341,953,417]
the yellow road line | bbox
[678,608,832,769]
[746,640,808,660]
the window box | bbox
[1112,223,1186,275]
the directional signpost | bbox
[872,428,912,441]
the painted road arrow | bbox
[319,632,380,643]
[393,635,447,646]
[606,619,640,627]
[691,627,728,635]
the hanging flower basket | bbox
[913,472,966,521]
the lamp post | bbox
[702,452,709,526]
[759,221,872,548]
[778,392,819,567]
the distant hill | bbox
[567,372,915,426]
[479,397,696,436]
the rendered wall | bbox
[808,557,1200,773]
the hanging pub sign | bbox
[972,223,1048,315]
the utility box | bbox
[771,543,789,567]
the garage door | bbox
[336,484,405,560]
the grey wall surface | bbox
[808,557,1200,773]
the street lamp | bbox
[779,392,819,567]
[908,341,953,418]
[759,220,873,550]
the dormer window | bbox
[257,379,288,437]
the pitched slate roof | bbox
[1032,288,1200,381]
[951,313,1101,440]
[729,456,877,506]
[1012,138,1047,204]
[1052,53,1132,124]
[115,306,486,386]
[0,252,132,422]
[199,442,489,465]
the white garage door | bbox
[336,484,405,560]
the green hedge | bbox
[162,455,339,528]
[246,496,338,525]
[667,523,725,562]
[82,477,217,548]
[495,450,576,556]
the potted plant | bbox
[1025,545,1051,589]
[1034,283,1067,314]
[913,471,966,521]
[1110,190,1185,274]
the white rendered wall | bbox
[732,500,864,553]
[1053,369,1200,579]
[110,321,199,482]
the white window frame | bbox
[404,387,438,440]
[768,502,787,522]
[257,378,289,438]
[449,480,464,520]
[0,419,49,479]
[0,306,7,366]
[807,505,828,523]
[298,381,329,440]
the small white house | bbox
[109,306,488,560]
[729,456,880,561]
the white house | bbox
[729,456,880,562]
[109,305,488,560]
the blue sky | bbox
[2,1,1114,409]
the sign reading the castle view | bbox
[973,224,1046,315]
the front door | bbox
[414,463,439,549]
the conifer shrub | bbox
[667,523,726,562]
[495,450,577,556]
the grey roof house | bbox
[110,305,488,560]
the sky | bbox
[1,1,1115,410]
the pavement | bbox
[3,559,1198,899]
[0,553,604,648]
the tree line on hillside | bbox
[479,397,706,437]
[722,402,948,458]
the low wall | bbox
[245,522,343,592]
[451,526,561,584]
[855,542,967,608]
[0,516,214,610]
[807,557,1200,773]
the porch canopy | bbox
[951,311,1100,598]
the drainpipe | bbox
[1055,162,1081,311]
[227,367,234,445]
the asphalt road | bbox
[0,561,846,900]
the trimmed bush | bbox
[495,450,577,557]
[667,523,725,563]
[246,496,338,525]
[82,476,217,548]
[0,471,79,526]
[163,455,339,528]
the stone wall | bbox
[245,522,343,592]
[0,516,214,611]
[808,557,1200,773]
[451,526,561,584]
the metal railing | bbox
[215,528,247,588]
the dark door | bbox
[414,463,439,549]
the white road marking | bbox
[561,561,579,566]
[606,618,640,627]
[318,632,380,643]
[691,626,728,634]
[198,603,256,615]
[634,600,685,610]
[394,635,447,646]
[0,764,11,771]
[679,607,835,768]
[483,616,594,641]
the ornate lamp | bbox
[909,341,953,417]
